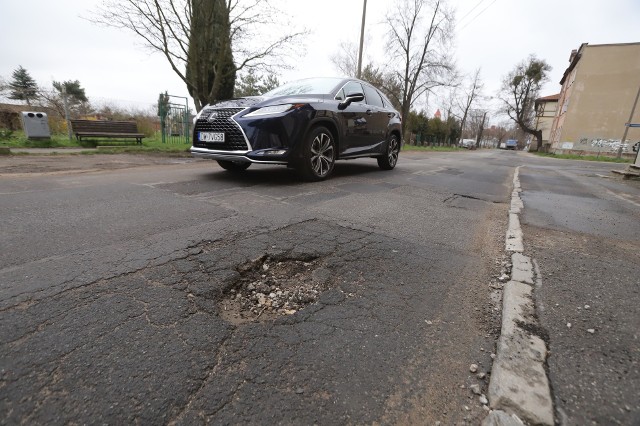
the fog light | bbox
[254,149,288,156]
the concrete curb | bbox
[484,166,554,426]
[506,170,524,252]
[506,214,524,252]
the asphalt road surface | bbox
[518,157,640,425]
[0,150,637,424]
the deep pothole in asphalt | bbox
[218,254,331,325]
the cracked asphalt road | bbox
[2,150,520,424]
[518,159,640,425]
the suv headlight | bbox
[245,104,296,117]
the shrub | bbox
[48,116,68,134]
[135,116,159,138]
[0,128,14,140]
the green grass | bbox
[534,152,632,163]
[0,130,192,155]
[403,144,463,152]
[0,131,81,148]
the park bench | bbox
[70,119,144,144]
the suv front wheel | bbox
[296,126,336,181]
[377,134,400,170]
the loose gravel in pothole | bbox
[218,255,330,324]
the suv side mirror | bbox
[338,92,365,110]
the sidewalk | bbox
[518,162,640,424]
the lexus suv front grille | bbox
[193,108,249,151]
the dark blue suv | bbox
[191,77,402,181]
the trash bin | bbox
[21,111,51,139]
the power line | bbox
[457,0,490,25]
[459,0,499,30]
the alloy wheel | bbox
[388,137,399,167]
[310,132,335,177]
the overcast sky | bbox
[1,0,639,118]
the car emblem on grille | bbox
[207,111,220,122]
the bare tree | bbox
[483,121,511,148]
[456,68,483,141]
[495,123,510,146]
[360,65,403,111]
[330,42,403,111]
[499,55,551,151]
[330,41,361,78]
[91,0,306,110]
[466,109,487,145]
[484,121,520,148]
[385,0,456,139]
[435,91,460,146]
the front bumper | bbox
[192,106,306,165]
[190,147,289,165]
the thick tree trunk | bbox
[527,128,543,152]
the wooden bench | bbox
[70,120,144,144]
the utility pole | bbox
[617,84,640,158]
[62,85,72,141]
[357,0,367,79]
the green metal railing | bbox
[158,94,190,144]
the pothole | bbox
[218,254,331,325]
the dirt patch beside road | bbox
[0,153,198,176]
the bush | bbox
[0,128,14,140]
[135,116,159,138]
[48,116,68,134]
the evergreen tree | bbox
[9,66,38,105]
[235,69,262,97]
[185,0,236,109]
[234,70,281,97]
[157,91,169,120]
[261,74,280,93]
[53,80,88,103]
[52,80,89,114]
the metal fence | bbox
[158,95,190,144]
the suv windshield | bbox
[263,78,343,97]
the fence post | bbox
[62,86,72,141]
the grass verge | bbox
[534,152,632,163]
[0,130,192,156]
[403,144,464,152]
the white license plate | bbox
[199,132,225,142]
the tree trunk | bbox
[526,129,543,152]
[475,112,486,148]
